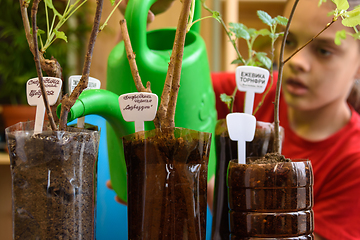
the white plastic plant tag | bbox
[68,75,101,128]
[68,75,101,93]
[119,92,158,132]
[226,113,256,164]
[26,77,62,134]
[236,66,269,115]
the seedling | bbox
[19,0,123,131]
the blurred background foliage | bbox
[0,0,91,104]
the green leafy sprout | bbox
[35,0,122,54]
[194,2,288,113]
[321,0,360,45]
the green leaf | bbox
[257,29,270,36]
[110,0,116,5]
[231,59,244,65]
[44,0,61,17]
[327,10,336,17]
[257,10,274,27]
[248,28,257,38]
[229,22,250,40]
[332,0,349,10]
[220,93,233,109]
[335,29,347,45]
[342,8,360,27]
[37,28,45,36]
[275,16,288,26]
[255,52,272,69]
[54,29,68,42]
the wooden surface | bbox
[0,165,12,240]
[0,152,9,165]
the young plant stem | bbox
[229,87,238,113]
[119,19,156,130]
[274,0,299,153]
[253,36,276,115]
[19,0,63,79]
[101,0,123,30]
[31,0,57,131]
[283,19,336,64]
[58,0,104,130]
[119,19,151,93]
[201,2,246,65]
[157,0,193,129]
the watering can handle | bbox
[124,0,201,57]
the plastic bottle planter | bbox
[5,121,100,239]
[123,127,211,240]
[227,160,314,239]
[211,120,284,240]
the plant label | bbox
[236,66,269,115]
[119,92,158,132]
[226,113,256,164]
[68,75,101,128]
[68,75,101,93]
[26,77,62,134]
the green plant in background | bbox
[325,0,360,45]
[0,0,91,105]
[0,0,66,104]
[18,0,122,129]
[200,2,288,113]
[226,11,288,114]
[36,0,87,52]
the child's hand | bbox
[106,180,127,205]
[118,0,175,23]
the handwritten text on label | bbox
[119,92,158,123]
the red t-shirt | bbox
[212,72,360,240]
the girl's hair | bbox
[347,0,360,113]
[348,0,360,9]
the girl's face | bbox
[281,0,360,112]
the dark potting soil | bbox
[7,128,99,240]
[211,120,283,240]
[248,152,291,164]
[123,129,210,240]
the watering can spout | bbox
[58,89,130,137]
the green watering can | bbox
[63,0,217,202]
